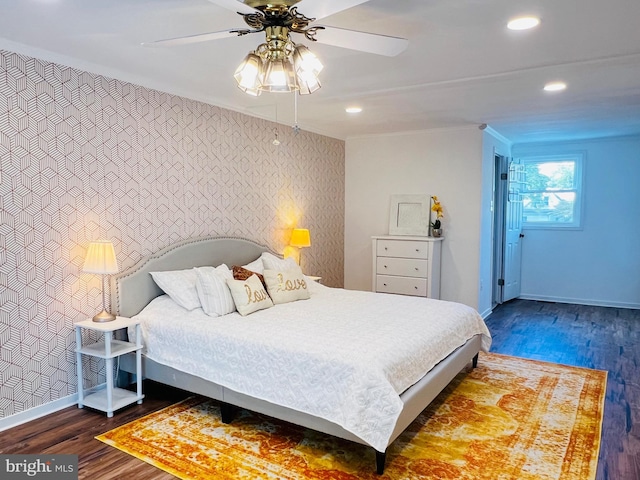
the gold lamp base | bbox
[92,310,116,323]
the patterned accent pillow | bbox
[263,266,310,305]
[232,265,267,290]
[226,274,274,316]
[195,264,235,317]
[150,269,200,310]
[260,251,299,271]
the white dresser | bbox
[372,235,443,299]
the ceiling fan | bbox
[145,0,409,95]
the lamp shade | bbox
[82,240,119,274]
[290,228,311,248]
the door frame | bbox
[492,153,508,306]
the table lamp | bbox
[82,240,120,322]
[287,228,311,265]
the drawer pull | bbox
[414,286,418,289]
[384,265,388,268]
[415,249,419,252]
[414,267,419,271]
[384,247,388,250]
[383,283,387,286]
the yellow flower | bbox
[431,196,444,219]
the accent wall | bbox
[0,49,345,424]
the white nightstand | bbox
[75,316,144,417]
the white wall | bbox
[513,135,640,309]
[344,126,485,310]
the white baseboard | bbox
[0,384,106,432]
[0,394,78,432]
[518,294,640,310]
[479,307,493,319]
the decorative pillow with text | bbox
[263,267,310,305]
[226,274,274,316]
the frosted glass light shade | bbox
[293,45,322,94]
[296,73,321,95]
[293,45,323,77]
[290,228,311,248]
[260,59,298,93]
[234,52,263,96]
[82,240,119,274]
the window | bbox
[521,154,584,228]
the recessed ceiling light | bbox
[345,106,362,114]
[543,81,567,92]
[507,16,540,31]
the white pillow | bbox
[242,257,264,274]
[150,269,200,310]
[263,266,310,305]
[195,264,236,317]
[260,251,298,271]
[226,274,273,316]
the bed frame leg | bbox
[220,402,236,424]
[472,353,479,368]
[375,450,386,475]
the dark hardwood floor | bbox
[484,299,640,480]
[0,381,190,479]
[1,299,638,479]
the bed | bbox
[111,236,491,474]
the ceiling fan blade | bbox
[296,0,371,21]
[142,29,244,47]
[313,26,408,57]
[207,0,259,15]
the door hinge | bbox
[500,173,508,180]
[498,279,505,286]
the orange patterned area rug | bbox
[96,353,606,480]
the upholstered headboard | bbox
[110,236,276,318]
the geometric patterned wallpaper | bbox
[0,49,344,420]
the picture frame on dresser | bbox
[388,194,431,236]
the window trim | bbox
[521,153,585,230]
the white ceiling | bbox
[2,0,640,143]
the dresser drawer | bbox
[376,275,428,296]
[376,257,428,278]
[376,240,429,259]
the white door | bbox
[502,159,524,302]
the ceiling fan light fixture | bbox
[233,26,324,95]
[146,1,410,97]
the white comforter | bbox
[131,282,491,452]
